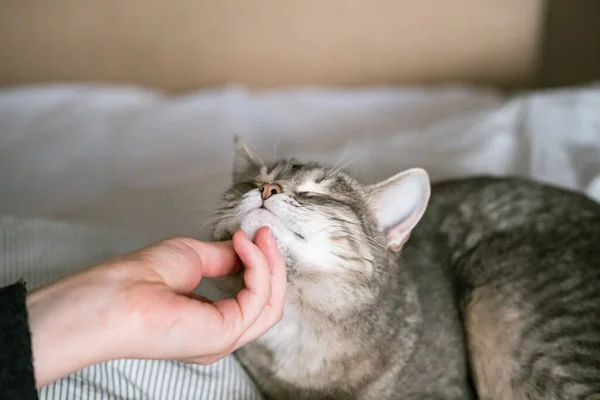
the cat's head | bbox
[212,138,430,308]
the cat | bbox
[210,137,600,400]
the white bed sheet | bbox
[1,83,600,244]
[1,82,600,399]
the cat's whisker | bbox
[186,202,234,216]
[331,236,394,269]
[341,232,398,268]
[199,212,237,225]
[198,215,238,230]
[325,159,356,181]
[272,137,281,161]
[325,139,354,178]
[224,189,246,198]
[336,223,390,255]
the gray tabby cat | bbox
[211,138,600,400]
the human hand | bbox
[26,227,286,388]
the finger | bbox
[172,239,241,278]
[234,227,287,348]
[136,238,241,293]
[211,230,272,339]
[255,226,286,277]
[164,238,240,278]
[188,292,214,304]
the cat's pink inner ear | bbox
[369,168,431,252]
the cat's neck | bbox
[241,259,422,392]
[265,256,421,352]
[287,257,406,319]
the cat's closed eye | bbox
[295,191,321,197]
[296,191,351,206]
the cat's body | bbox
[211,139,600,400]
[423,177,600,399]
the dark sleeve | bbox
[0,281,39,400]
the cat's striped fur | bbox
[211,138,600,399]
[427,177,600,399]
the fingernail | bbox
[262,228,278,274]
[267,228,277,245]
[265,227,273,238]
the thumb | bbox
[136,237,239,293]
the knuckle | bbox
[223,315,243,338]
[161,237,196,252]
[261,294,272,307]
[226,343,237,355]
[155,237,185,251]
[156,236,204,267]
[226,336,239,352]
[216,341,236,357]
[262,285,273,301]
[215,330,239,354]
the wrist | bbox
[26,267,125,387]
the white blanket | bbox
[2,84,600,242]
[1,83,600,399]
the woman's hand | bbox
[26,227,286,388]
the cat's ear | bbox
[233,136,263,183]
[367,168,431,252]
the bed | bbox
[1,82,600,399]
[1,1,600,398]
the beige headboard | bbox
[0,1,598,92]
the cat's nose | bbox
[260,183,282,200]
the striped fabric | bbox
[0,215,264,400]
[38,359,262,400]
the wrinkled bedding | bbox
[1,83,599,399]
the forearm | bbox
[26,268,124,388]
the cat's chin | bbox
[239,208,293,249]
